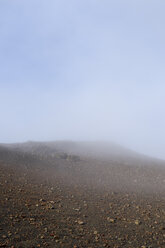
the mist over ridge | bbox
[0,0,165,159]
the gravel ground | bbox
[0,163,165,248]
[0,142,165,248]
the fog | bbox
[0,0,165,159]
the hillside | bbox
[0,141,165,247]
[0,141,165,194]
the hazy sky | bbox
[0,0,165,159]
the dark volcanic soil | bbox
[0,142,165,248]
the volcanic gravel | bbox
[0,142,165,248]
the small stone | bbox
[77,220,84,225]
[135,220,141,225]
[8,232,12,237]
[95,236,99,241]
[107,217,116,223]
[74,208,80,211]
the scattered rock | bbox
[77,220,84,225]
[134,220,141,225]
[107,217,116,223]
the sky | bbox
[0,0,165,159]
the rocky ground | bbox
[0,142,165,248]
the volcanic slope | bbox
[0,141,165,247]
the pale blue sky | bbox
[0,0,165,159]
